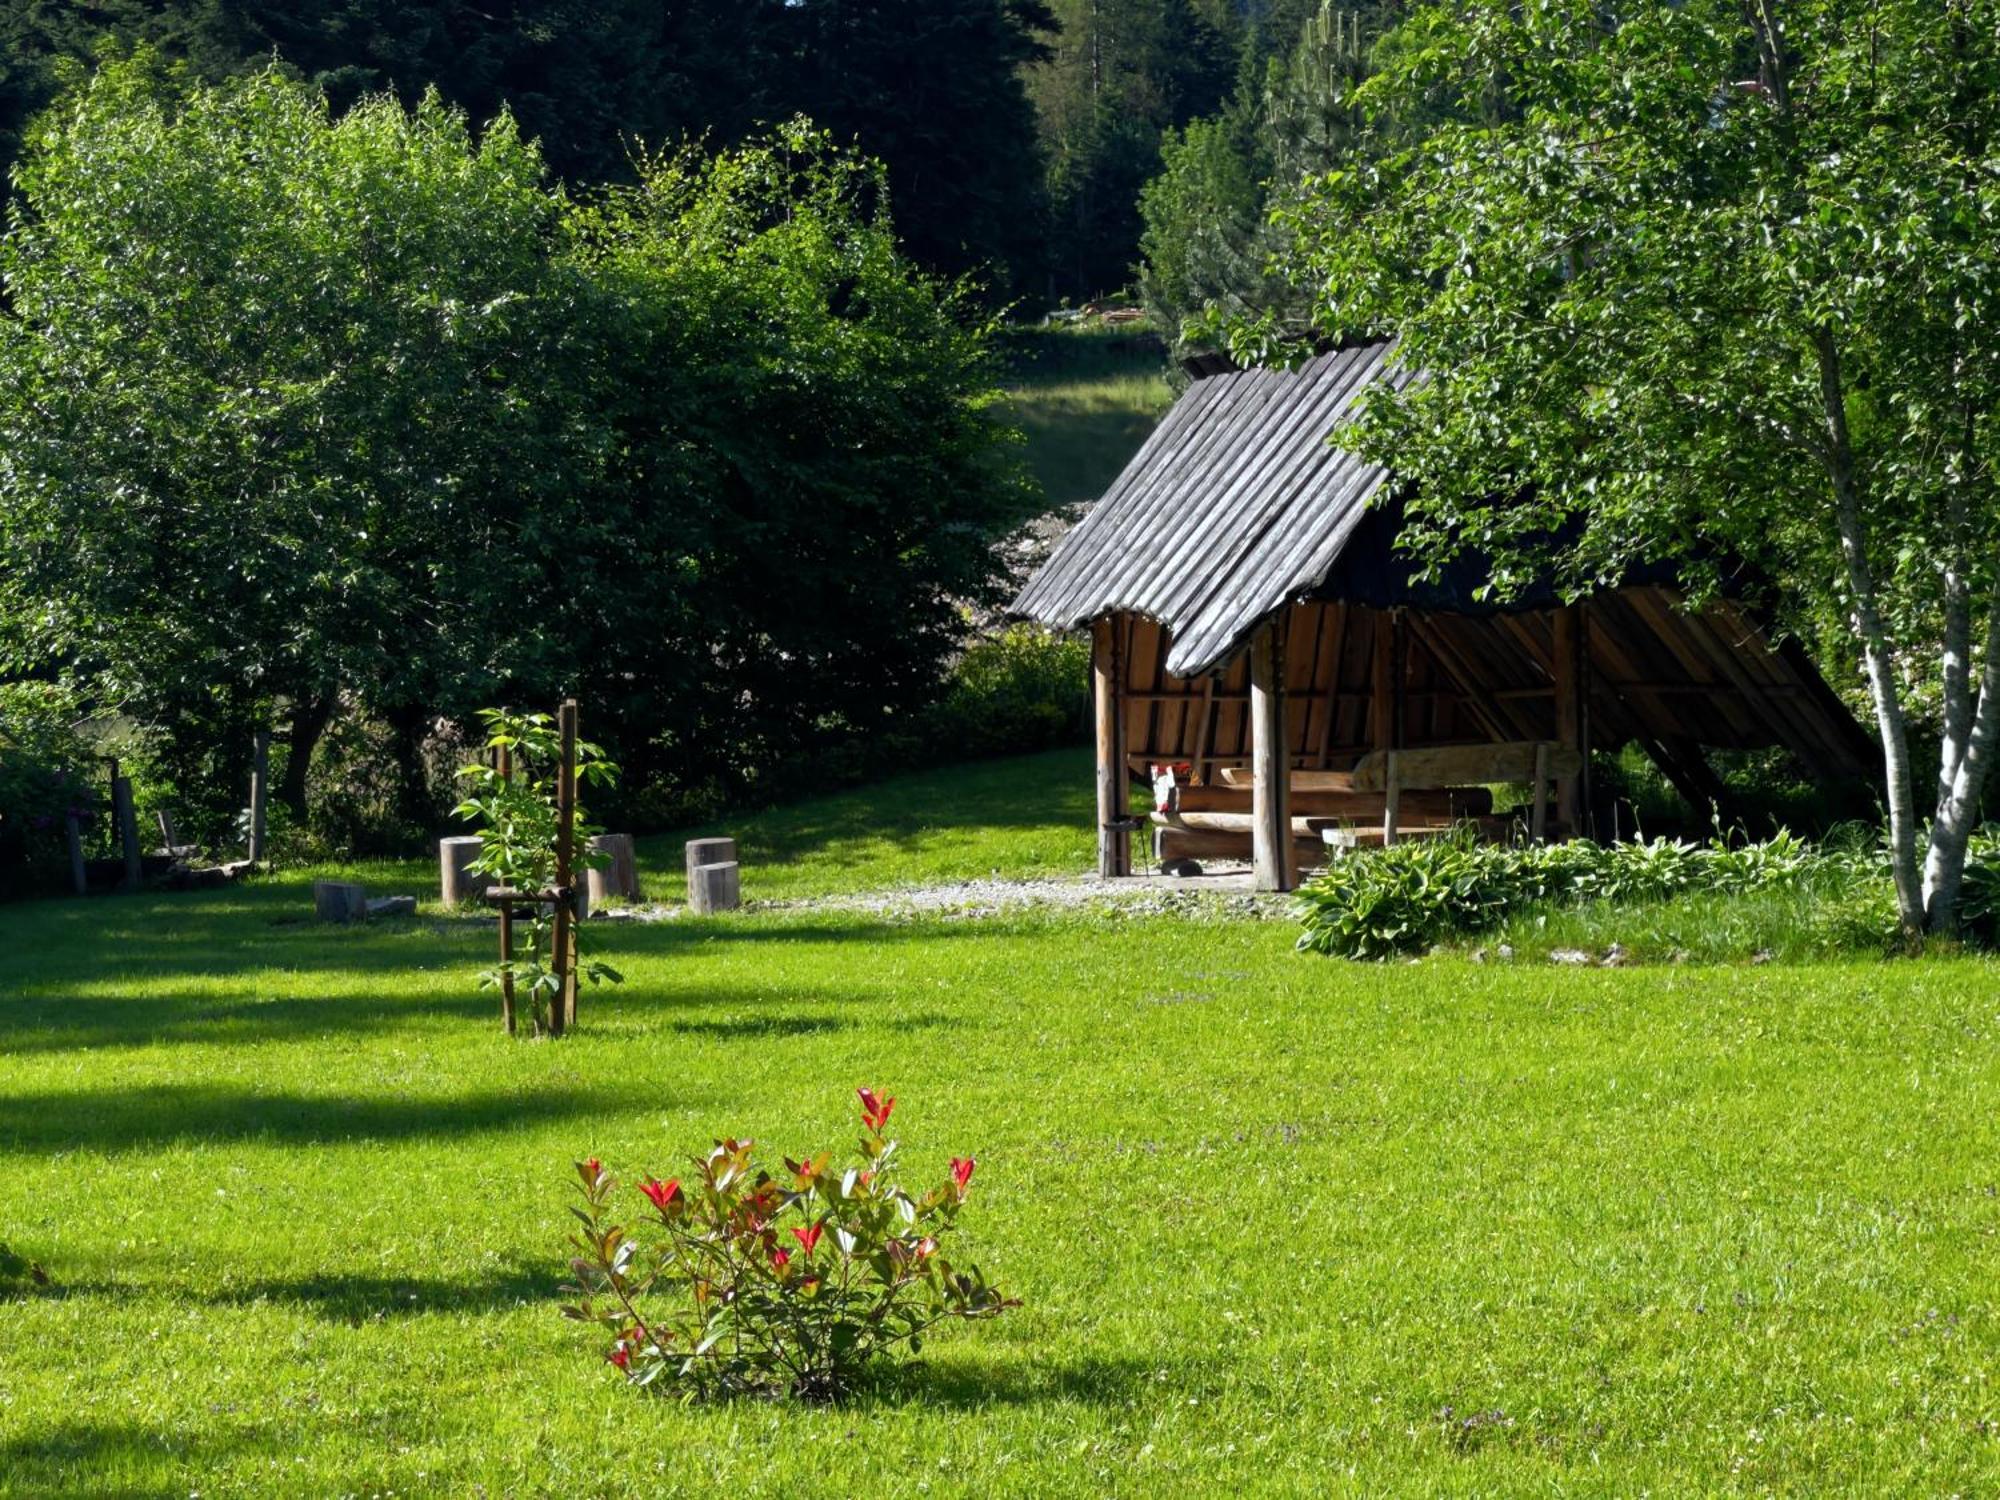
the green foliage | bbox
[1141,3,1403,348]
[1959,829,2000,949]
[0,63,1035,855]
[0,681,95,895]
[926,627,1091,763]
[563,1090,1014,1401]
[0,3,1058,298]
[1259,0,2000,932]
[1295,828,1883,960]
[1032,0,1243,296]
[454,709,623,1031]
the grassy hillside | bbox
[2,752,1997,1496]
[1001,322,1176,511]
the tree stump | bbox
[685,837,736,895]
[688,861,740,915]
[586,833,639,909]
[314,880,367,924]
[439,835,489,906]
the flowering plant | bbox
[562,1088,1015,1402]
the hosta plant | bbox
[562,1088,1016,1402]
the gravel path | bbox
[749,874,1296,922]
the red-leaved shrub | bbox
[563,1088,1016,1401]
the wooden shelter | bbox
[1011,342,1874,891]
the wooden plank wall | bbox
[1113,586,1874,784]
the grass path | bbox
[2,753,1998,1496]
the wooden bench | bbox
[1150,764,1494,868]
[1349,741,1582,846]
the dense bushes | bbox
[1295,828,1887,961]
[0,683,95,896]
[0,62,1038,857]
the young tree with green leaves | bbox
[1261,0,2000,936]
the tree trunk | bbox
[1923,580,2000,933]
[278,691,335,820]
[1814,330,1924,934]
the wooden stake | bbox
[1249,620,1294,892]
[552,699,579,1035]
[111,761,141,891]
[1381,749,1401,849]
[1531,742,1551,843]
[497,740,515,1037]
[64,812,86,896]
[247,728,271,864]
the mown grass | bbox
[3,752,1998,1497]
[1001,323,1175,510]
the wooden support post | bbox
[1092,616,1132,877]
[1531,742,1551,843]
[1249,621,1294,891]
[111,761,141,891]
[1552,605,1587,835]
[1381,750,1402,849]
[65,812,86,896]
[551,699,579,1035]
[247,728,270,865]
[497,742,515,1037]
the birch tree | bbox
[1260,0,2000,936]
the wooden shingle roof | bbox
[1011,341,1409,677]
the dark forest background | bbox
[0,0,1391,308]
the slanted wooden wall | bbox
[1086,585,1874,885]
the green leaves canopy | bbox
[1264,0,2000,934]
[0,61,1035,835]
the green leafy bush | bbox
[1296,828,1882,960]
[563,1087,1015,1402]
[0,682,97,896]
[1959,829,2000,949]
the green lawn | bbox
[3,753,1998,1496]
[1002,323,1176,511]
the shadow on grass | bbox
[863,1351,1157,1410]
[0,1080,656,1155]
[0,1420,272,1499]
[204,1260,556,1322]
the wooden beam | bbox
[1189,674,1217,786]
[1370,610,1397,751]
[1249,621,1294,891]
[1552,605,1586,833]
[1317,602,1348,767]
[1092,616,1131,877]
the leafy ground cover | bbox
[2,752,1998,1496]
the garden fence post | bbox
[111,759,141,891]
[497,739,516,1037]
[65,811,86,896]
[248,728,270,865]
[552,698,579,1034]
